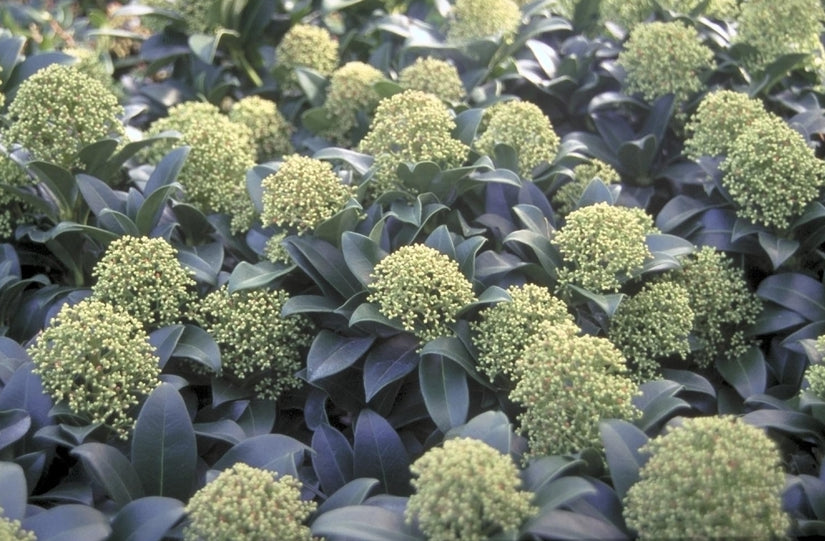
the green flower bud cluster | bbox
[28,299,160,439]
[447,0,522,43]
[184,463,316,541]
[90,235,196,329]
[0,510,35,541]
[263,231,291,265]
[803,335,825,399]
[660,0,739,19]
[733,0,825,75]
[359,90,467,196]
[719,113,825,230]
[139,0,216,35]
[669,246,761,368]
[192,286,313,400]
[552,158,620,216]
[368,244,475,343]
[320,61,386,145]
[623,415,790,540]
[510,323,641,456]
[554,203,655,293]
[64,47,121,99]
[472,283,576,386]
[617,21,714,105]
[405,437,536,541]
[475,100,560,177]
[260,155,354,234]
[398,57,465,103]
[145,101,256,232]
[228,96,293,161]
[599,0,738,31]
[275,24,339,90]
[609,280,694,381]
[4,63,124,169]
[683,90,769,159]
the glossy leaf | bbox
[363,334,419,401]
[109,496,185,541]
[352,409,410,494]
[172,324,221,373]
[600,420,649,500]
[306,331,374,383]
[0,461,27,521]
[22,505,111,541]
[311,505,420,540]
[316,478,380,515]
[312,423,354,495]
[757,273,825,322]
[446,411,513,456]
[213,434,311,479]
[716,347,767,399]
[419,355,468,433]
[70,443,144,508]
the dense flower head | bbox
[720,113,825,230]
[554,203,655,293]
[228,96,293,161]
[803,335,825,399]
[552,158,620,216]
[617,21,714,105]
[260,155,355,233]
[447,0,521,43]
[669,247,761,368]
[320,61,386,144]
[405,437,536,541]
[598,0,656,31]
[359,90,467,196]
[368,244,475,343]
[91,235,196,329]
[733,0,825,75]
[510,324,641,456]
[683,90,769,159]
[471,283,577,385]
[184,463,316,541]
[5,63,124,169]
[139,0,216,34]
[64,47,120,97]
[275,24,339,89]
[192,286,313,400]
[623,415,790,540]
[28,299,160,439]
[398,57,465,103]
[609,280,694,381]
[600,0,738,29]
[0,510,35,541]
[475,100,560,177]
[145,101,256,232]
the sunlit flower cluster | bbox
[398,57,465,103]
[510,323,641,456]
[552,158,620,216]
[447,0,521,43]
[275,23,339,89]
[368,244,475,343]
[320,61,386,144]
[28,299,160,439]
[228,96,293,161]
[140,0,217,35]
[405,437,536,541]
[184,463,316,541]
[192,286,313,400]
[623,416,790,540]
[683,90,769,159]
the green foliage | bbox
[184,463,316,541]
[510,323,641,456]
[260,154,355,233]
[609,280,694,381]
[405,437,536,541]
[368,244,475,343]
[555,203,655,293]
[359,90,467,196]
[475,100,560,177]
[228,96,293,162]
[398,57,465,103]
[472,283,576,386]
[720,113,825,229]
[617,21,714,106]
[447,0,522,43]
[28,299,160,439]
[90,235,196,329]
[319,61,386,145]
[683,90,769,159]
[274,23,339,89]
[623,416,790,540]
[192,285,313,400]
[144,101,256,232]
[552,158,620,216]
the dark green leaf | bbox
[524,509,627,540]
[716,347,767,399]
[352,409,410,494]
[342,232,386,288]
[313,148,374,175]
[419,355,468,433]
[316,478,380,515]
[446,411,513,455]
[600,419,649,500]
[363,334,419,401]
[70,443,144,508]
[758,232,799,270]
[172,324,221,373]
[22,505,111,541]
[307,330,374,382]
[193,420,246,445]
[227,261,292,293]
[109,496,185,541]
[312,423,354,495]
[311,505,420,540]
[213,434,311,478]
[0,409,29,451]
[757,273,825,322]
[0,461,27,521]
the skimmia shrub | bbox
[319,61,386,144]
[623,416,790,540]
[228,96,293,161]
[405,437,536,541]
[510,323,641,456]
[184,463,316,541]
[192,286,313,400]
[28,299,160,439]
[368,244,475,343]
[274,23,339,89]
[90,235,196,329]
[398,57,465,103]
[683,89,769,159]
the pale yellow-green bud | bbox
[683,90,770,159]
[803,335,825,400]
[555,203,655,293]
[320,61,386,145]
[275,24,339,90]
[510,323,641,456]
[599,0,739,30]
[184,463,316,541]
[28,299,160,439]
[447,0,521,43]
[398,57,465,103]
[405,438,536,541]
[192,286,313,400]
[368,244,475,343]
[91,235,196,329]
[475,100,560,177]
[552,158,620,216]
[624,416,790,540]
[139,0,217,34]
[228,96,293,161]
[0,510,36,541]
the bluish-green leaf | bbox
[341,232,386,288]
[757,273,825,322]
[311,505,420,540]
[109,496,185,541]
[446,411,513,455]
[70,443,144,508]
[227,261,291,293]
[172,324,220,373]
[600,419,649,500]
[758,232,799,270]
[716,346,767,399]
[22,505,111,541]
[0,461,27,521]
[316,478,380,515]
[363,334,419,401]
[312,423,354,495]
[419,355,468,433]
[524,509,628,540]
[0,409,29,451]
[213,434,311,478]
[307,330,374,383]
[352,409,410,494]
